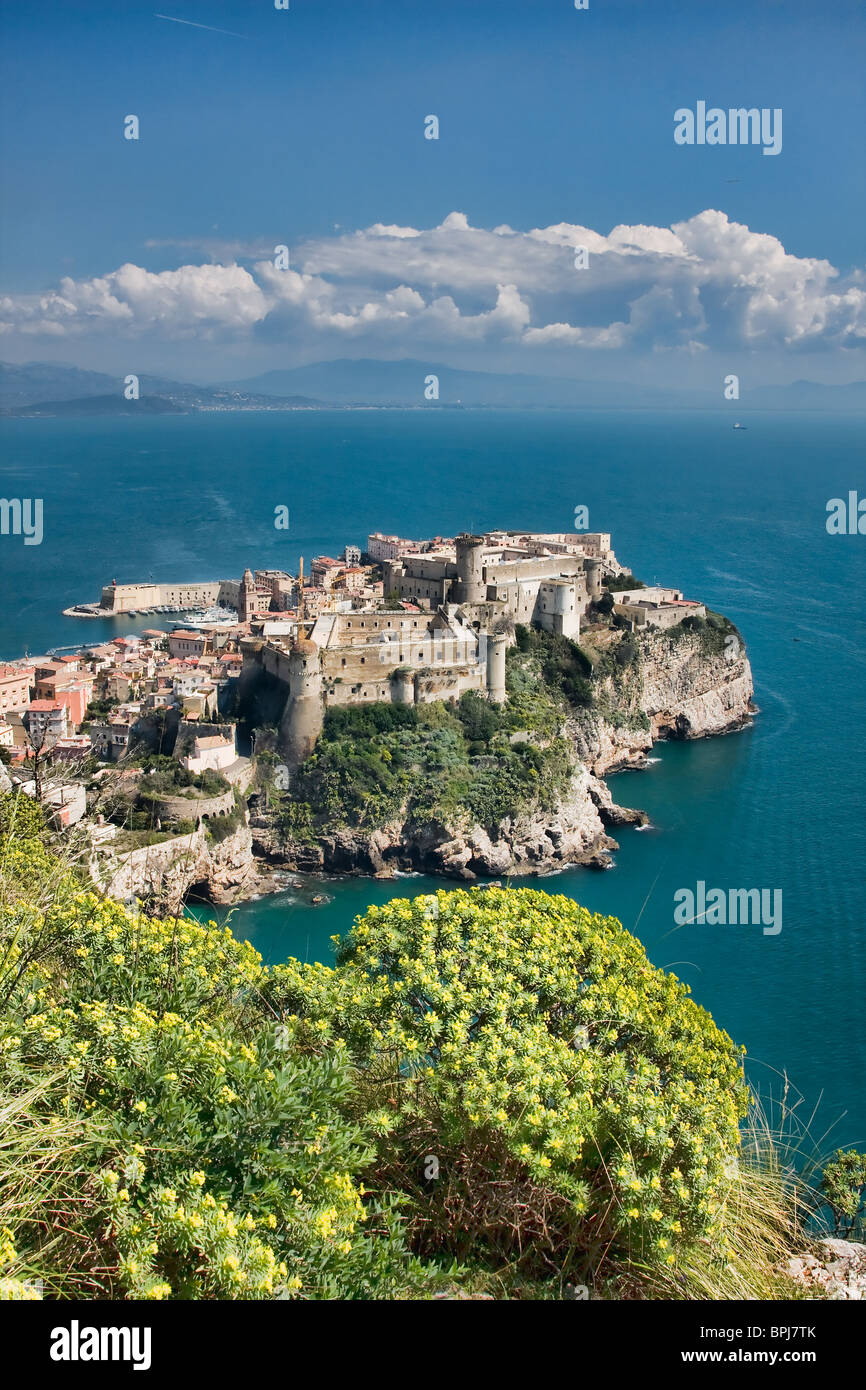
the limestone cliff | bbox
[89,820,261,915]
[635,626,754,740]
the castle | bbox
[240,530,623,764]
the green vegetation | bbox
[820,1150,866,1237]
[137,762,230,800]
[607,573,645,592]
[279,682,573,834]
[1,801,845,1301]
[204,804,246,844]
[513,624,594,708]
[379,591,404,610]
[0,798,438,1301]
[667,609,739,657]
[99,758,232,834]
[83,697,120,723]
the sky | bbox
[0,0,863,388]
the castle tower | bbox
[486,632,507,704]
[390,667,415,705]
[584,557,603,602]
[455,534,487,604]
[552,579,580,640]
[279,638,323,764]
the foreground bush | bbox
[0,815,439,1300]
[267,886,751,1283]
[0,794,830,1299]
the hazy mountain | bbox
[2,360,864,414]
[4,394,189,417]
[0,362,119,408]
[745,379,866,411]
[224,359,866,410]
[221,358,675,407]
[0,362,321,413]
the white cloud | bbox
[1,210,863,355]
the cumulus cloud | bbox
[1,210,863,355]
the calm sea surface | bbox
[2,409,864,1148]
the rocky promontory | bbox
[247,615,754,883]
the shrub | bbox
[455,691,500,744]
[607,574,645,593]
[0,791,44,844]
[0,841,439,1300]
[324,703,418,740]
[820,1150,866,1237]
[269,887,749,1280]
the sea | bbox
[2,408,864,1152]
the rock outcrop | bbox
[251,765,646,881]
[636,628,754,740]
[787,1239,866,1300]
[89,819,262,915]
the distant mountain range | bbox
[1,359,864,414]
[0,363,320,414]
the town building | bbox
[0,664,34,716]
[25,700,69,744]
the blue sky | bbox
[0,0,863,385]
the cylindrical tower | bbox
[279,638,323,764]
[390,667,415,705]
[486,632,507,704]
[455,534,487,604]
[584,558,603,602]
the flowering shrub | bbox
[267,886,749,1276]
[0,827,437,1300]
[1,798,757,1296]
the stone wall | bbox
[152,788,235,823]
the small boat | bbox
[311,894,326,906]
[732,422,747,430]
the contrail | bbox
[155,13,247,38]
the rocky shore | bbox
[89,819,270,916]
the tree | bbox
[820,1150,866,1237]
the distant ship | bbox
[733,422,747,430]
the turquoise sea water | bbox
[2,409,864,1148]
